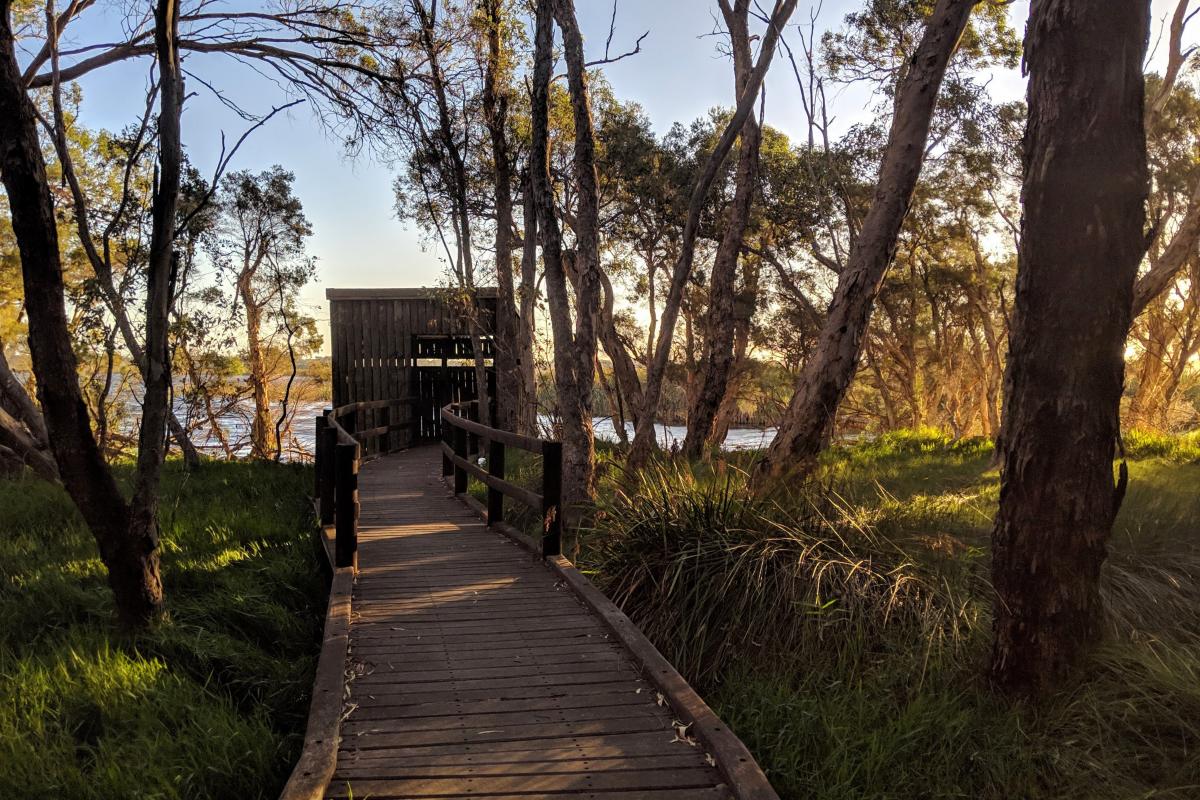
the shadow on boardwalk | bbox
[318,446,768,799]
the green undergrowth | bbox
[584,429,1200,799]
[465,446,546,539]
[0,460,323,799]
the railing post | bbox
[466,401,479,457]
[541,440,563,558]
[441,413,453,477]
[453,421,468,495]
[335,441,359,569]
[487,438,505,526]
[319,422,337,526]
[314,413,327,495]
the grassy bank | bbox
[584,429,1200,799]
[0,460,323,799]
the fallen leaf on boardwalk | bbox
[672,721,697,746]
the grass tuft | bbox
[588,461,975,684]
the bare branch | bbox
[585,30,648,67]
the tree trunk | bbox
[517,173,539,434]
[711,268,759,444]
[1128,299,1168,428]
[0,405,59,481]
[482,0,521,433]
[1133,181,1200,316]
[412,0,492,429]
[592,264,643,427]
[37,3,200,470]
[555,0,603,506]
[127,0,183,588]
[240,282,273,460]
[0,343,57,479]
[645,253,658,371]
[754,0,978,481]
[533,0,603,508]
[0,0,162,625]
[595,356,628,447]
[966,236,1003,437]
[0,342,48,447]
[180,344,235,458]
[682,0,762,458]
[627,0,797,467]
[531,0,583,503]
[989,0,1149,696]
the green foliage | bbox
[0,461,323,799]
[1123,428,1200,462]
[587,431,1200,799]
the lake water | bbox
[590,417,776,451]
[210,405,776,460]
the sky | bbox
[45,0,1186,351]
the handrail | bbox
[314,397,419,571]
[328,396,418,452]
[331,396,418,419]
[439,407,544,451]
[441,400,563,557]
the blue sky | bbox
[53,0,1185,344]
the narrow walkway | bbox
[328,446,737,799]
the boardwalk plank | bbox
[347,691,656,720]
[337,731,698,761]
[327,789,732,800]
[341,704,673,735]
[333,752,705,777]
[326,447,740,800]
[347,680,651,706]
[325,768,724,796]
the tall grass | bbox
[585,430,1200,799]
[589,462,978,684]
[0,460,323,799]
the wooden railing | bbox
[314,397,418,569]
[440,400,564,557]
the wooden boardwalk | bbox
[319,446,760,800]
